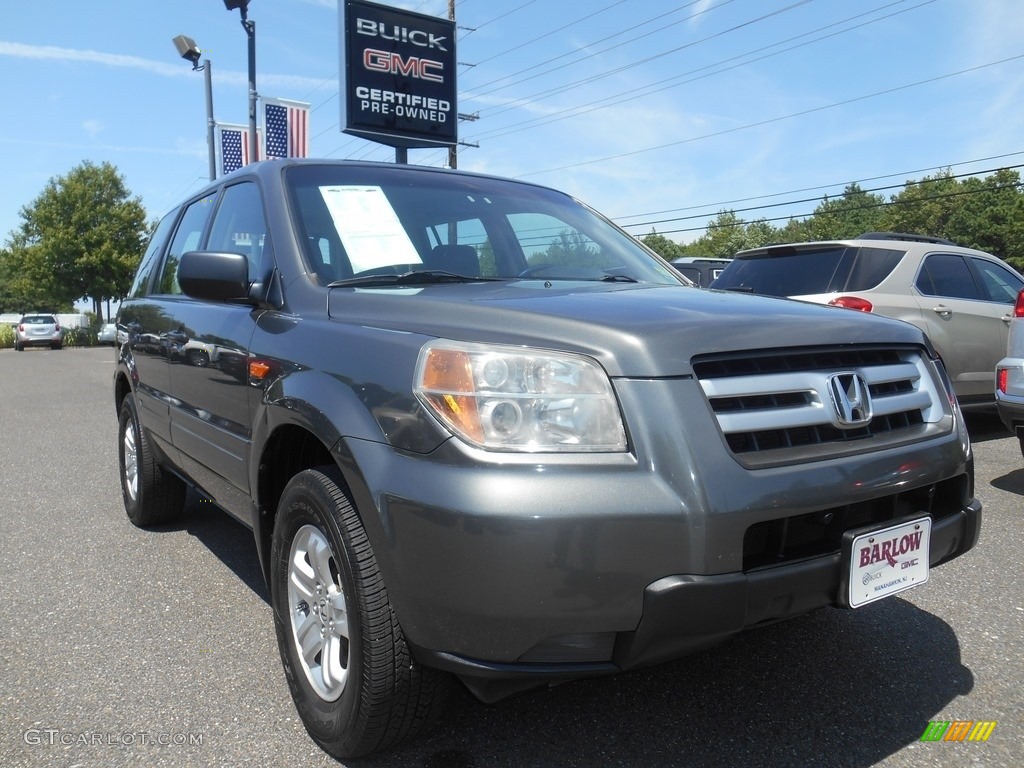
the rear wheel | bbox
[270,467,449,759]
[118,393,185,526]
[14,341,22,351]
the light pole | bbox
[223,0,258,166]
[173,35,217,181]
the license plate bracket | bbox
[839,515,931,609]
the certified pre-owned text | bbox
[355,87,450,121]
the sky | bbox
[2,0,1024,251]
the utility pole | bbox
[448,0,457,169]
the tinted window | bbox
[971,257,1024,303]
[915,253,981,300]
[676,266,701,284]
[129,213,177,298]
[157,195,216,294]
[713,246,903,296]
[713,248,848,297]
[843,247,904,290]
[206,182,267,281]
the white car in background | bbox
[996,288,1024,457]
[97,322,118,345]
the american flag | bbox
[263,97,310,159]
[217,123,256,175]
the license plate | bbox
[841,516,931,608]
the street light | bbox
[223,0,258,167]
[173,34,217,181]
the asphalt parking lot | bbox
[1,346,1021,768]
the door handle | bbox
[1002,313,1013,325]
[932,305,952,318]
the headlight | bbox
[414,340,627,452]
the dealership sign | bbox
[339,0,457,149]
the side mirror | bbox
[179,251,251,302]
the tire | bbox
[186,349,209,367]
[270,467,449,759]
[14,341,22,351]
[117,393,186,526]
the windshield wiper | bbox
[329,270,499,288]
[599,273,639,283]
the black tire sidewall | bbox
[117,395,144,524]
[270,470,367,750]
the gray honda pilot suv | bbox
[114,159,981,759]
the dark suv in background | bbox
[669,256,732,287]
[114,162,981,759]
[711,232,1024,407]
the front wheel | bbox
[270,467,449,759]
[118,393,185,526]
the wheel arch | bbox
[251,389,384,590]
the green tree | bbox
[878,169,960,239]
[640,229,684,260]
[685,210,781,258]
[7,160,148,322]
[943,169,1024,261]
[804,183,886,240]
[538,230,600,267]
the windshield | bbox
[22,315,56,324]
[285,165,682,286]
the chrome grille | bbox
[694,346,951,468]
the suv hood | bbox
[328,281,928,377]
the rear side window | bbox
[971,257,1024,303]
[916,253,981,300]
[842,247,904,290]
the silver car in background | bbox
[712,233,1024,407]
[14,314,64,351]
[996,288,1024,457]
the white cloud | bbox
[82,119,103,138]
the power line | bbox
[467,0,929,141]
[518,53,1024,178]
[619,162,1024,230]
[613,151,1024,221]
[644,179,1024,237]
[462,0,737,97]
[466,0,631,68]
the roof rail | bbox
[857,231,957,246]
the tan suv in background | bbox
[711,232,1024,407]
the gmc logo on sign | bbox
[363,48,444,83]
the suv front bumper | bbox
[414,499,981,702]
[340,426,980,702]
